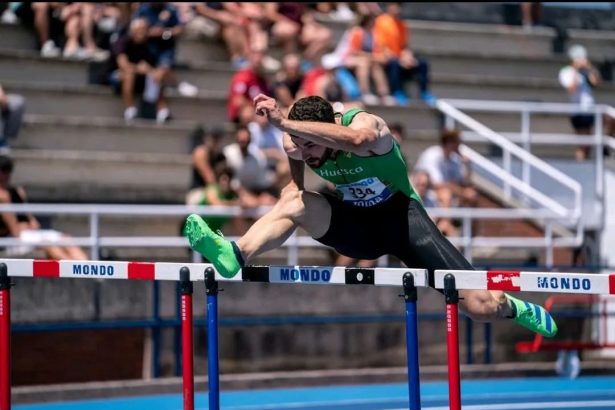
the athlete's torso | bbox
[309,108,421,207]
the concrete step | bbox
[10,149,190,203]
[17,114,197,154]
[0,80,443,130]
[432,73,615,103]
[0,47,569,93]
[407,19,556,57]
[568,28,615,61]
[2,80,231,123]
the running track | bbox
[14,376,615,410]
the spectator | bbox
[521,2,542,31]
[110,18,160,122]
[134,2,184,123]
[345,14,396,106]
[414,129,478,235]
[411,170,457,236]
[273,53,305,109]
[558,44,601,161]
[190,3,250,69]
[0,84,26,151]
[60,3,109,60]
[0,155,88,260]
[186,126,227,205]
[247,109,291,189]
[373,3,436,106]
[12,3,62,57]
[389,122,405,144]
[227,47,271,123]
[410,170,437,208]
[263,3,332,64]
[223,126,278,207]
[183,164,248,235]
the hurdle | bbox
[0,260,428,410]
[1,261,614,410]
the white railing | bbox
[437,99,583,220]
[441,99,613,200]
[0,203,582,267]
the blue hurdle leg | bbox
[403,272,421,410]
[205,267,220,410]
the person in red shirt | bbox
[227,48,271,123]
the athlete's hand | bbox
[253,94,284,128]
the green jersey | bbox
[309,108,421,207]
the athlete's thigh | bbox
[294,190,332,240]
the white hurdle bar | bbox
[434,269,615,294]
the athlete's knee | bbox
[276,184,306,219]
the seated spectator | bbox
[414,129,478,235]
[12,3,62,57]
[521,2,542,31]
[227,47,271,123]
[345,14,395,105]
[411,170,437,208]
[60,2,109,60]
[389,122,405,144]
[0,155,88,260]
[246,108,291,189]
[110,18,161,122]
[189,3,250,69]
[274,53,305,109]
[263,3,332,64]
[558,44,601,161]
[223,126,278,207]
[373,3,436,106]
[134,2,183,123]
[186,126,227,205]
[0,84,26,151]
[183,165,248,235]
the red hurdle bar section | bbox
[0,263,11,410]
[179,267,194,410]
[444,273,461,410]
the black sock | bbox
[231,241,245,267]
[508,296,517,319]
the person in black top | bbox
[0,155,88,260]
[110,17,160,121]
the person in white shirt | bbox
[414,129,478,235]
[558,44,601,161]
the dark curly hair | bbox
[288,96,335,124]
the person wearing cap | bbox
[558,44,601,161]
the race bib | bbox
[336,177,392,207]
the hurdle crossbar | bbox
[0,259,428,410]
[434,270,615,294]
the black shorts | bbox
[317,192,474,287]
[570,114,595,131]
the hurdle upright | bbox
[435,268,615,410]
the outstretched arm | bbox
[254,94,392,156]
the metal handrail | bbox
[437,99,583,218]
[0,203,580,267]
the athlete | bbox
[184,94,557,337]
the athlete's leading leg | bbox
[184,184,332,278]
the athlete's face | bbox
[291,136,330,168]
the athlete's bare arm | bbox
[254,94,393,156]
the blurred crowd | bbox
[0,2,612,263]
